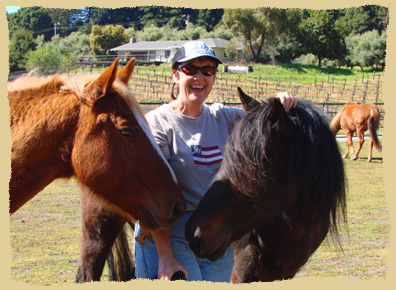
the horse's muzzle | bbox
[140,200,185,230]
[186,225,228,262]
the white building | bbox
[111,38,231,64]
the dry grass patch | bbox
[9,139,388,284]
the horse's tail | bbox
[107,223,135,281]
[329,109,343,135]
[368,107,382,152]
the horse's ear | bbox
[84,58,119,102]
[269,98,285,117]
[116,57,135,84]
[238,87,260,111]
[269,98,291,133]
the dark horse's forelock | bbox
[222,99,346,237]
[222,101,277,199]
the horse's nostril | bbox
[171,202,184,223]
[192,228,203,254]
[172,204,180,221]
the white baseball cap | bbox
[172,41,222,68]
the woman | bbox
[134,41,296,282]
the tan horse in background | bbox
[330,102,382,162]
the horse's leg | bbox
[232,243,264,283]
[345,131,357,160]
[77,187,126,282]
[231,232,271,283]
[368,139,373,162]
[353,128,365,160]
[343,140,349,159]
[342,131,352,159]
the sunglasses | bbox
[177,64,218,77]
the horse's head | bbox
[72,58,185,230]
[186,88,298,261]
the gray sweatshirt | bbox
[146,103,244,211]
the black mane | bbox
[219,98,346,236]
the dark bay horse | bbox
[185,88,347,282]
[9,58,185,281]
[330,102,382,162]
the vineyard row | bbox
[129,72,384,105]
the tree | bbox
[202,23,233,40]
[25,46,62,71]
[46,31,91,58]
[273,9,304,63]
[69,8,92,32]
[46,8,71,37]
[298,10,347,66]
[9,28,37,72]
[223,8,297,63]
[134,23,211,42]
[196,9,224,31]
[89,7,140,26]
[178,23,207,40]
[7,7,53,41]
[225,38,241,61]
[334,5,389,37]
[364,5,389,34]
[90,25,129,56]
[136,7,193,30]
[84,7,222,31]
[334,7,371,37]
[135,24,167,41]
[345,30,387,70]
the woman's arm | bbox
[152,229,189,280]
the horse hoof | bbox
[351,156,357,161]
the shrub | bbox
[25,46,62,71]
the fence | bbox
[8,64,385,124]
[128,69,384,126]
[128,69,384,104]
[73,54,166,68]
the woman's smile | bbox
[189,83,206,95]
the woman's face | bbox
[172,58,217,106]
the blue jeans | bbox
[133,211,234,282]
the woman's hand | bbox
[276,91,297,111]
[151,229,189,280]
[157,255,189,280]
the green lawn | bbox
[296,141,387,279]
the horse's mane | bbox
[222,99,346,236]
[8,73,145,120]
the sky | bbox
[6,6,21,14]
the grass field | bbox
[9,140,387,285]
[135,62,383,83]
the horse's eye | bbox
[120,127,138,138]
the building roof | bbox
[111,38,230,52]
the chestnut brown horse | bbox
[185,88,347,282]
[330,102,382,162]
[9,58,185,281]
